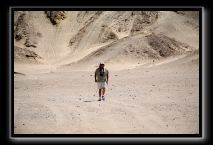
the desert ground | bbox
[14,51,199,134]
[14,11,199,134]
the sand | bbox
[14,53,199,134]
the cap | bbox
[99,62,104,65]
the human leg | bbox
[102,88,105,96]
[99,89,102,97]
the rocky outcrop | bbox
[69,11,103,49]
[14,13,28,41]
[45,11,67,25]
[131,11,158,34]
[14,46,42,63]
[175,11,199,21]
[76,11,103,24]
[14,12,39,48]
[99,25,118,43]
[146,33,193,57]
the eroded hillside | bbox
[14,11,199,69]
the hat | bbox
[99,62,104,65]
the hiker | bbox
[95,62,109,101]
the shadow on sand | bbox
[83,100,99,102]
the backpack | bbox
[99,68,105,76]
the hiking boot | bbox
[98,97,101,101]
[102,96,105,101]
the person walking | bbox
[95,62,109,101]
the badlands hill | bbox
[14,11,199,71]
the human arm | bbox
[95,72,97,82]
[106,72,109,84]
